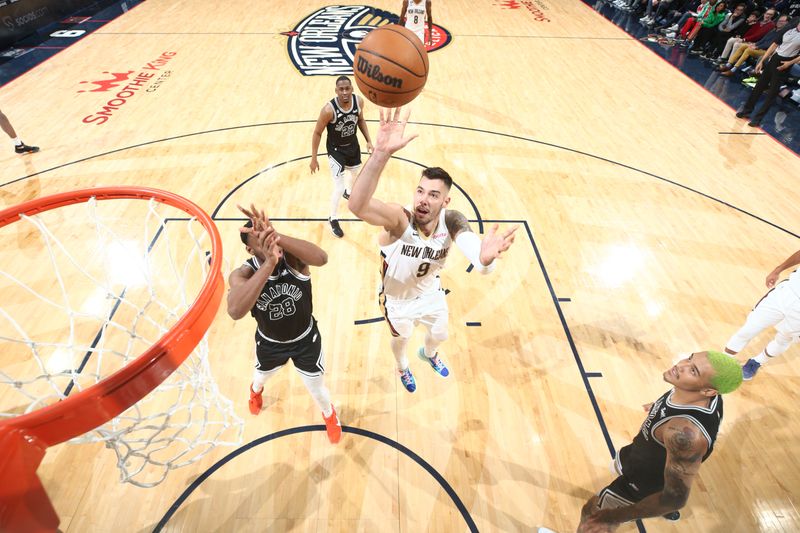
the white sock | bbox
[11,137,21,146]
[754,350,769,365]
[299,373,333,417]
[330,175,345,219]
[252,367,279,393]
[345,167,358,196]
[423,333,442,359]
[391,336,410,371]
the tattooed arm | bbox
[446,210,517,273]
[582,418,707,528]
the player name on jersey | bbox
[255,283,304,311]
[401,244,450,261]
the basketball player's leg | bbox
[742,326,799,380]
[327,151,347,237]
[343,164,361,199]
[382,297,417,392]
[250,335,291,415]
[578,476,643,530]
[416,291,450,377]
[724,287,787,356]
[0,108,39,154]
[291,324,341,443]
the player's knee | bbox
[431,328,448,343]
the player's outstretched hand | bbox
[238,204,274,233]
[374,107,418,155]
[479,224,518,266]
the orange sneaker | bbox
[249,384,263,415]
[322,405,341,444]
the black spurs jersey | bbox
[245,256,314,342]
[326,96,361,150]
[618,389,723,494]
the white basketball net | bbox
[0,196,242,487]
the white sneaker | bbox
[666,31,676,38]
[667,24,678,31]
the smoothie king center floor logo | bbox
[494,0,552,21]
[284,5,451,76]
[78,51,177,125]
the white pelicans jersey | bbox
[404,0,427,37]
[380,208,451,301]
[789,268,800,297]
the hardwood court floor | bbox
[1,1,799,532]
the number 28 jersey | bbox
[380,208,451,301]
[245,256,314,342]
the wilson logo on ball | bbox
[356,57,403,88]
[282,5,451,77]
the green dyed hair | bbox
[706,350,743,394]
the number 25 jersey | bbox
[380,208,451,301]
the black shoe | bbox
[15,143,39,154]
[747,119,761,127]
[329,218,344,238]
[663,511,680,521]
[736,110,750,118]
[342,190,350,200]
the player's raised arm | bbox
[445,210,517,274]
[238,205,327,272]
[227,230,281,320]
[348,107,417,235]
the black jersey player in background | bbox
[577,351,742,532]
[227,205,341,444]
[310,76,373,238]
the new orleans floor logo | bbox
[284,5,451,76]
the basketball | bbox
[353,24,429,107]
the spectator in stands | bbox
[658,0,702,33]
[690,2,734,55]
[736,17,800,126]
[702,3,749,57]
[719,9,776,59]
[720,14,790,74]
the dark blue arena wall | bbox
[0,0,120,49]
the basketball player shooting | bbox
[577,351,742,532]
[227,205,341,444]
[348,108,517,393]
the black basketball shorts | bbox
[254,321,325,377]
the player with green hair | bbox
[577,351,742,532]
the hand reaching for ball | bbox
[373,107,418,155]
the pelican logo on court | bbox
[78,71,134,93]
[285,5,451,76]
